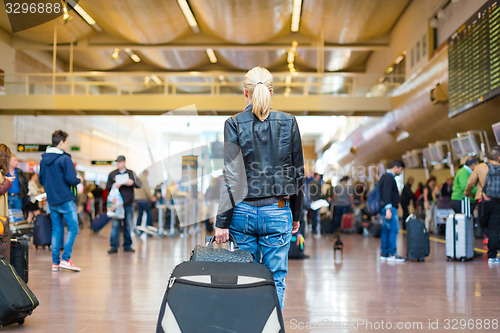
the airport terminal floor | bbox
[3,222,497,333]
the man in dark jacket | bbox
[106,155,141,254]
[39,130,81,272]
[400,177,415,228]
[7,155,28,213]
[379,160,405,262]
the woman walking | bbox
[215,67,305,309]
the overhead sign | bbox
[91,160,116,166]
[17,144,48,153]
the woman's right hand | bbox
[215,227,229,244]
[292,221,300,233]
[6,176,15,182]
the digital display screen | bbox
[402,154,410,168]
[451,138,464,157]
[423,148,433,162]
[492,121,500,144]
[431,146,441,161]
[448,0,500,117]
[460,136,477,154]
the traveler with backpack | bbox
[379,160,406,262]
[465,147,500,263]
[451,157,479,213]
[39,130,82,272]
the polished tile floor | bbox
[4,224,498,333]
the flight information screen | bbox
[448,0,500,117]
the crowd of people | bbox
[0,67,499,316]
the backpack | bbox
[366,183,382,215]
[483,162,500,199]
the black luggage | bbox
[320,218,335,234]
[156,261,284,333]
[406,216,430,261]
[0,217,11,263]
[91,213,111,233]
[33,214,51,249]
[370,222,382,238]
[0,258,39,329]
[289,232,305,259]
[10,240,29,283]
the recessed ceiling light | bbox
[177,0,200,33]
[291,0,302,32]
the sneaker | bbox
[52,264,59,272]
[59,260,81,272]
[124,248,136,253]
[488,257,500,264]
[108,248,118,254]
[379,254,388,261]
[387,255,406,262]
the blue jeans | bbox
[380,207,400,256]
[229,201,293,309]
[333,205,350,232]
[8,196,23,210]
[136,201,153,228]
[49,201,79,264]
[110,204,133,250]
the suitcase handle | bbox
[462,196,471,219]
[205,235,240,251]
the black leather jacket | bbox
[215,105,305,228]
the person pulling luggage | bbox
[465,147,500,263]
[379,160,406,262]
[214,66,304,309]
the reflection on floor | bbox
[4,224,497,332]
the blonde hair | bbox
[243,67,273,121]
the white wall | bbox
[0,29,15,74]
[437,0,489,46]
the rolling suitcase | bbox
[10,240,29,283]
[320,218,335,234]
[91,213,111,233]
[157,237,284,333]
[0,258,39,329]
[406,216,430,261]
[370,221,382,238]
[33,214,51,249]
[340,213,355,232]
[446,197,474,261]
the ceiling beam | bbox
[12,36,389,52]
[0,95,391,114]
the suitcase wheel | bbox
[17,319,24,325]
[447,257,450,262]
